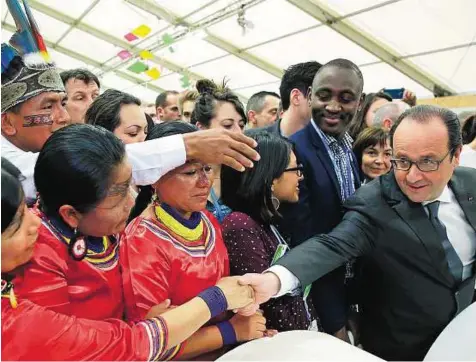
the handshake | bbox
[216,272,282,316]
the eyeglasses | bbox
[390,149,453,172]
[284,164,304,177]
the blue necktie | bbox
[427,201,463,283]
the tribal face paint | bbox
[23,114,53,127]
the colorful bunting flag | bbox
[180,74,191,88]
[124,32,138,42]
[127,61,148,74]
[145,67,161,80]
[132,24,151,38]
[117,50,132,60]
[139,50,154,60]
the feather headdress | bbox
[1,0,64,113]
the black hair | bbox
[1,158,25,233]
[191,79,247,127]
[348,91,392,139]
[85,89,141,132]
[318,58,364,93]
[279,61,321,111]
[155,90,179,109]
[246,91,281,113]
[145,113,155,135]
[60,68,100,88]
[34,124,126,215]
[128,121,198,222]
[352,126,390,173]
[389,105,462,158]
[461,114,476,144]
[221,129,292,224]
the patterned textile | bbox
[321,131,355,201]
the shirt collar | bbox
[422,185,452,206]
[311,119,353,150]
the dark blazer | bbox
[277,167,476,360]
[276,122,361,334]
[282,122,361,244]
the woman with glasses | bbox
[221,130,319,332]
[122,122,271,359]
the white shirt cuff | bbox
[266,265,301,297]
[126,134,186,186]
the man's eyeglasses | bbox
[390,149,453,172]
[284,164,304,177]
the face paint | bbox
[23,114,53,127]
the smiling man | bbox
[240,105,476,361]
[276,59,364,341]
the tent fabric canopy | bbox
[2,0,475,104]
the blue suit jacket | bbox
[277,122,361,333]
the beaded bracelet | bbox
[197,286,228,318]
[217,320,237,345]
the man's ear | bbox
[58,205,82,230]
[290,88,302,107]
[383,118,392,130]
[1,112,18,136]
[247,110,257,125]
[156,107,163,118]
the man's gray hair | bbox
[373,101,409,127]
[246,91,280,114]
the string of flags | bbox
[117,24,185,83]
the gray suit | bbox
[278,167,476,360]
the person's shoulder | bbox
[454,165,476,178]
[289,124,310,142]
[222,212,261,231]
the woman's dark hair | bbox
[221,129,292,224]
[352,126,390,174]
[145,113,155,135]
[34,124,126,215]
[461,114,476,144]
[1,158,25,233]
[128,121,198,222]
[85,89,141,132]
[190,79,247,127]
[348,91,392,139]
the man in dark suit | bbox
[239,105,476,360]
[277,59,364,340]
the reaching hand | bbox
[402,89,417,107]
[233,273,281,316]
[216,276,255,310]
[183,129,260,172]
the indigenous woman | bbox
[221,130,318,332]
[1,157,256,360]
[191,79,247,223]
[123,122,272,359]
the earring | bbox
[68,228,87,261]
[271,196,280,211]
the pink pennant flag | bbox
[117,50,132,60]
[124,32,138,42]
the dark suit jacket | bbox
[277,167,476,360]
[283,122,361,244]
[277,122,361,333]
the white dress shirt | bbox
[269,185,476,295]
[460,145,476,169]
[1,134,186,200]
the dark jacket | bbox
[277,167,476,360]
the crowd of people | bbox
[1,2,476,361]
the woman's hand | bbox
[229,311,277,342]
[216,276,256,311]
[145,299,176,318]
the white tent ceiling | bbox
[1,0,475,104]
